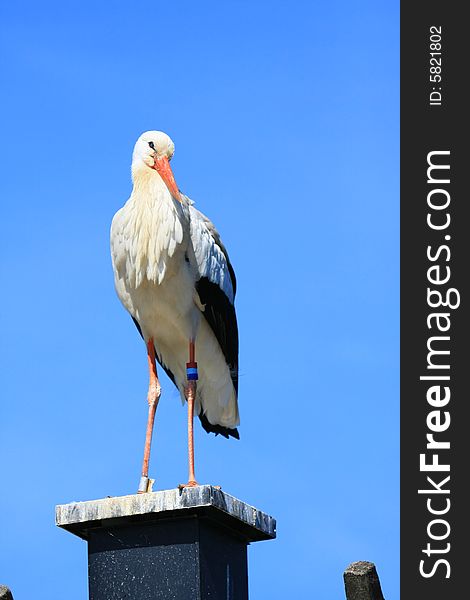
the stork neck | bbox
[131,164,169,200]
[121,165,187,287]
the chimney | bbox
[56,485,276,599]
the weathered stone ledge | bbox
[56,484,276,543]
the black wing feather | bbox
[199,411,240,439]
[196,277,238,394]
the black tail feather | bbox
[198,412,240,440]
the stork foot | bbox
[178,480,199,490]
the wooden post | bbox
[0,586,14,600]
[343,561,385,600]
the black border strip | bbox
[401,4,467,598]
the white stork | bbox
[110,131,239,492]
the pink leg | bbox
[138,338,161,493]
[179,341,198,488]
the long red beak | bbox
[153,156,181,202]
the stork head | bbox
[131,131,180,201]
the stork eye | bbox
[148,141,155,150]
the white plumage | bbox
[110,131,239,443]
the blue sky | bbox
[0,1,399,598]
